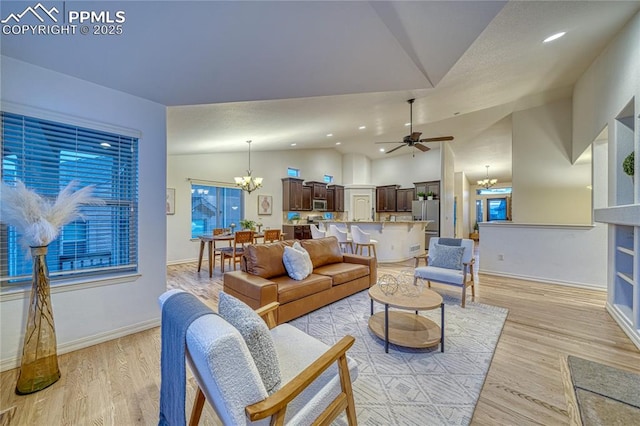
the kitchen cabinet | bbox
[376,185,399,212]
[305,181,328,200]
[328,185,344,212]
[282,225,311,240]
[414,180,440,199]
[326,188,334,211]
[282,178,304,211]
[396,188,415,212]
[302,185,312,211]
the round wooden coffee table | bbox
[368,284,444,353]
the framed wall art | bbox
[258,195,273,215]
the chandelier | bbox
[234,140,263,194]
[477,165,498,189]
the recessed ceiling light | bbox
[405,122,411,126]
[326,133,333,137]
[100,142,111,148]
[359,126,366,130]
[543,32,566,43]
[336,142,341,145]
[379,148,385,152]
[291,143,297,146]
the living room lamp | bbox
[234,140,263,194]
[477,165,498,189]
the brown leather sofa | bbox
[223,236,377,324]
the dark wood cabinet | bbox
[305,181,327,200]
[328,185,344,212]
[302,186,312,211]
[326,188,334,211]
[376,185,399,212]
[396,188,415,212]
[282,225,311,240]
[282,178,304,211]
[414,180,440,199]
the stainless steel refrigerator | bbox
[412,200,440,248]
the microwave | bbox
[313,199,327,211]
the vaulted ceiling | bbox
[2,1,639,183]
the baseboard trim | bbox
[167,258,197,266]
[0,318,160,372]
[479,269,607,291]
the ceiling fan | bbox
[375,98,454,155]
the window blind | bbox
[1,111,139,285]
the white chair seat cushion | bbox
[415,265,464,286]
[270,324,359,425]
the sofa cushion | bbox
[313,263,370,286]
[283,243,313,281]
[300,237,343,269]
[218,292,282,394]
[242,240,295,279]
[272,274,332,304]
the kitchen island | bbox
[321,220,430,263]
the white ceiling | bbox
[2,1,639,183]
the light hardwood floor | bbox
[1,259,639,425]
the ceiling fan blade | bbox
[419,136,454,142]
[385,144,406,154]
[410,132,422,142]
[375,141,403,144]
[414,143,430,152]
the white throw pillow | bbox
[293,241,313,275]
[283,242,312,280]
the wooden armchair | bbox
[159,290,358,426]
[413,237,476,307]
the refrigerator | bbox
[412,200,440,248]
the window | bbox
[1,111,139,285]
[323,174,333,183]
[487,198,508,221]
[476,187,512,196]
[287,167,300,177]
[475,200,483,224]
[191,183,242,238]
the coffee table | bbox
[368,284,444,353]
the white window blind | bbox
[1,111,139,285]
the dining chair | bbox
[328,224,352,253]
[263,228,282,243]
[218,230,253,273]
[350,225,377,259]
[210,228,228,273]
[309,224,326,239]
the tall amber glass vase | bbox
[15,245,61,395]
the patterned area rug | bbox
[290,289,508,425]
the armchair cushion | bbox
[218,292,282,394]
[283,242,313,281]
[415,265,465,285]
[429,243,465,270]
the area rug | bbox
[289,290,508,425]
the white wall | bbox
[0,57,167,369]
[573,11,640,162]
[167,149,342,263]
[479,222,607,289]
[342,153,371,185]
[370,148,441,187]
[512,99,592,224]
[454,172,470,238]
[440,144,455,237]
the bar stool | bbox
[310,224,326,239]
[328,224,352,253]
[350,225,377,259]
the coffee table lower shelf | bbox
[369,311,441,350]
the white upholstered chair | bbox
[328,225,352,253]
[158,290,358,426]
[350,225,377,259]
[413,237,475,307]
[309,224,326,239]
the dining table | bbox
[197,232,264,277]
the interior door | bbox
[353,195,371,221]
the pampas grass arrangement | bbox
[1,180,104,394]
[0,180,104,250]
